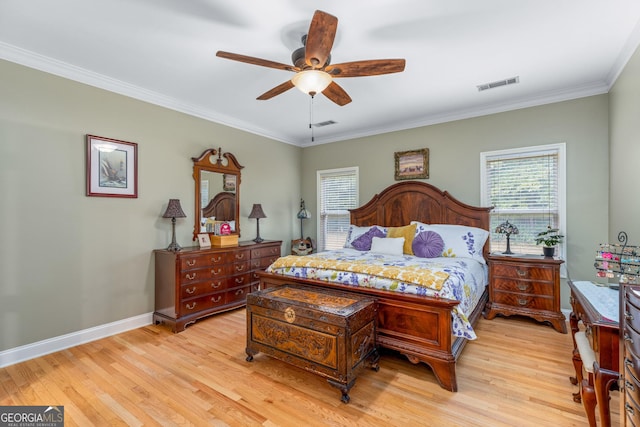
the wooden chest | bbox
[246,285,379,403]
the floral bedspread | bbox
[265,249,488,339]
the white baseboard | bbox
[0,312,154,368]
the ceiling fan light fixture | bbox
[292,70,332,95]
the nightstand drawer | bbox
[492,291,555,311]
[492,263,554,281]
[492,278,555,296]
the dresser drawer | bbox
[625,323,640,360]
[492,278,554,296]
[180,252,226,270]
[492,263,554,281]
[625,358,640,408]
[231,260,251,275]
[228,272,251,288]
[251,245,281,259]
[226,285,250,304]
[179,265,229,283]
[228,249,250,263]
[492,290,555,311]
[179,292,227,316]
[251,255,280,270]
[181,277,230,298]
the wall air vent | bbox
[311,120,337,128]
[477,76,520,92]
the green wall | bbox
[301,95,611,310]
[610,44,640,242]
[0,60,301,352]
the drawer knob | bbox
[626,379,636,392]
[516,269,527,277]
[186,286,196,294]
[186,260,196,266]
[212,268,222,275]
[626,311,634,321]
[626,403,635,416]
[626,357,634,368]
[236,253,245,260]
[186,273,196,280]
[211,256,222,263]
[236,265,245,272]
[236,289,244,295]
[211,282,222,289]
[517,298,529,306]
[186,302,196,310]
[517,283,530,292]
[211,295,222,303]
[625,333,633,344]
[235,277,245,284]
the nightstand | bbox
[485,254,567,333]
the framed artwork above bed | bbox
[394,148,429,180]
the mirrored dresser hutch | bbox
[153,149,281,332]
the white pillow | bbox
[411,221,489,264]
[344,225,387,248]
[370,237,405,256]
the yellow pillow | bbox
[387,224,417,255]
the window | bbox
[480,143,566,256]
[317,167,358,251]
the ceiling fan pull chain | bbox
[309,94,315,142]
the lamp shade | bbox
[291,70,332,95]
[248,204,266,219]
[297,199,311,219]
[495,220,519,235]
[162,199,186,219]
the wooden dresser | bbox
[154,240,281,332]
[485,254,566,333]
[621,283,640,426]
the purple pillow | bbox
[351,227,386,251]
[412,231,445,258]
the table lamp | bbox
[162,199,187,251]
[248,204,266,243]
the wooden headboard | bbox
[350,181,493,257]
[202,192,236,221]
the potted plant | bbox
[535,226,564,257]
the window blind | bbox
[484,148,561,254]
[318,168,358,251]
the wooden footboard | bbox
[259,271,487,392]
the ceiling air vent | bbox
[477,76,520,92]
[311,120,337,128]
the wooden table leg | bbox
[594,363,620,427]
[581,377,597,427]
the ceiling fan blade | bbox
[305,10,338,68]
[325,59,406,77]
[322,81,352,106]
[257,80,295,100]
[216,51,298,72]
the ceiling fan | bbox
[216,10,406,106]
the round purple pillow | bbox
[412,231,445,258]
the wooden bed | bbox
[258,181,492,391]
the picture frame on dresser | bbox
[197,233,211,249]
[86,134,138,198]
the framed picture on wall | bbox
[86,134,138,197]
[394,148,429,180]
[223,174,236,191]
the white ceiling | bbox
[1,1,640,147]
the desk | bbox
[568,280,619,427]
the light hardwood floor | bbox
[0,310,619,426]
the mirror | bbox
[192,148,243,241]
